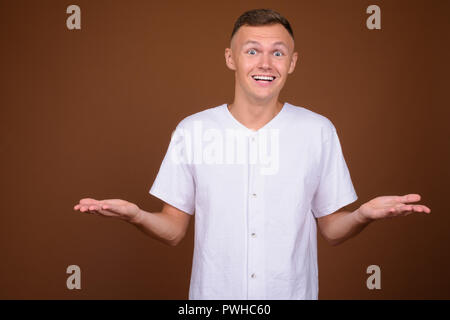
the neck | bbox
[228,95,284,131]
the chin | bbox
[251,93,277,102]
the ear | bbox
[288,51,299,74]
[225,48,236,71]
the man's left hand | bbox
[355,193,431,224]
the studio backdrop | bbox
[0,0,449,299]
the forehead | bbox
[232,24,294,49]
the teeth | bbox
[252,75,275,81]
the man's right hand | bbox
[73,198,142,223]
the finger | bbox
[396,204,427,215]
[91,203,114,212]
[83,205,106,216]
[83,200,118,209]
[399,194,421,204]
[80,205,97,213]
[412,205,431,214]
[79,198,102,206]
[100,204,125,214]
[77,199,107,211]
[399,205,426,213]
[389,203,405,213]
[414,205,431,213]
[388,204,411,215]
[74,203,92,210]
[98,210,120,218]
[400,204,414,212]
[88,205,100,214]
[100,199,125,206]
[387,203,431,217]
[88,205,112,215]
[77,203,119,216]
[402,208,425,216]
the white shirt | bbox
[149,102,358,300]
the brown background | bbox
[0,0,449,299]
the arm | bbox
[131,203,191,246]
[74,198,191,246]
[317,208,371,246]
[317,193,431,246]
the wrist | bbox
[129,209,145,225]
[353,208,373,225]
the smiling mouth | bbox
[251,75,276,82]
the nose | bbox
[258,52,272,70]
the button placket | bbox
[247,132,265,299]
[247,133,256,297]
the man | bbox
[73,9,431,299]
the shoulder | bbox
[176,104,225,129]
[284,103,337,137]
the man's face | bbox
[225,24,298,103]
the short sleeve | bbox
[311,124,358,218]
[149,124,196,215]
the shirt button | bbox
[251,232,256,238]
[252,193,257,198]
[251,137,256,142]
[251,273,256,279]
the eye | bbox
[247,49,257,55]
[274,51,283,57]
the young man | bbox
[74,9,431,300]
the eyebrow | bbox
[242,40,289,49]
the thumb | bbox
[99,203,131,216]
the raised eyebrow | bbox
[242,40,260,46]
[243,40,288,50]
[272,41,289,49]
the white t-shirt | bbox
[149,102,358,299]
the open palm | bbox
[357,193,431,223]
[73,198,140,222]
